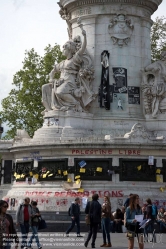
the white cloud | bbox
[12,0,25,10]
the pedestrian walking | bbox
[0,200,19,249]
[16,197,32,249]
[126,194,144,249]
[144,198,155,242]
[100,196,112,247]
[28,201,42,249]
[84,194,101,248]
[66,197,82,237]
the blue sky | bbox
[0,0,165,135]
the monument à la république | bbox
[0,0,166,213]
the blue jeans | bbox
[101,218,111,244]
[144,220,154,234]
[159,221,166,231]
[66,217,80,234]
[144,220,155,242]
[28,226,41,248]
[20,221,30,248]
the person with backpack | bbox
[84,194,101,248]
[16,197,32,249]
[66,197,82,237]
[27,201,42,249]
[126,194,144,249]
[151,203,158,220]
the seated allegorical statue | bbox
[42,26,96,114]
[142,51,166,118]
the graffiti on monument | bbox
[23,151,42,161]
[3,191,166,211]
[24,190,124,197]
[71,149,141,155]
[3,190,123,211]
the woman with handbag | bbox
[100,196,112,247]
[0,200,19,249]
[27,201,42,249]
[126,194,144,249]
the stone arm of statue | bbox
[49,65,59,83]
[77,29,87,56]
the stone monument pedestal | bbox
[1,0,166,213]
[33,110,94,141]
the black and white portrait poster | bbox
[128,86,140,104]
[112,68,127,93]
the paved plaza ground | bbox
[15,232,166,249]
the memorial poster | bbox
[128,86,140,104]
[112,68,127,93]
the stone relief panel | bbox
[124,123,153,139]
[142,51,166,118]
[108,14,134,47]
[105,123,164,142]
[124,123,164,141]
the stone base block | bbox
[33,110,94,141]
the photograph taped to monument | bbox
[128,86,140,104]
[112,93,127,112]
[112,68,127,93]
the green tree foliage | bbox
[151,16,166,61]
[0,44,65,139]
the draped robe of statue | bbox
[51,51,83,111]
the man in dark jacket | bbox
[66,197,82,237]
[84,194,101,248]
[144,198,155,242]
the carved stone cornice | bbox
[60,0,162,14]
